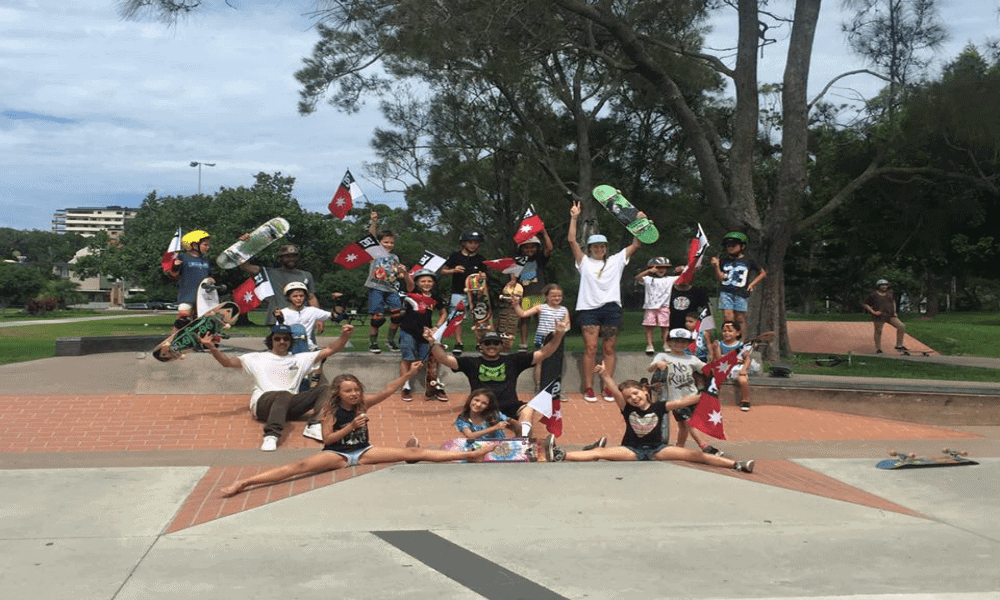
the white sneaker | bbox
[260,436,278,452]
[302,423,323,441]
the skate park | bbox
[1,319,998,600]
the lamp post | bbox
[189,161,216,195]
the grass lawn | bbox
[1,309,996,383]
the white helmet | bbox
[283,281,309,296]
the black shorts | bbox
[672,406,693,422]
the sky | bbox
[1,0,995,232]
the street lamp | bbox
[190,161,216,195]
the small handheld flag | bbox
[514,205,545,245]
[329,170,365,219]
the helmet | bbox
[412,268,437,281]
[586,234,608,246]
[647,257,671,267]
[277,244,299,256]
[460,231,485,242]
[668,328,693,340]
[876,279,890,286]
[722,232,748,246]
[518,236,541,247]
[182,230,210,249]
[283,281,308,296]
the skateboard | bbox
[464,272,494,342]
[537,331,565,399]
[496,281,523,351]
[877,448,979,469]
[152,301,240,362]
[424,353,447,400]
[216,217,290,269]
[195,277,226,317]
[441,437,538,462]
[591,185,659,244]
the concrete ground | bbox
[1,321,999,600]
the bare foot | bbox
[466,443,495,462]
[220,481,247,497]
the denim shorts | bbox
[577,302,622,327]
[322,445,372,467]
[368,289,402,315]
[625,444,669,461]
[717,291,748,312]
[398,330,429,362]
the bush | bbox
[26,296,59,315]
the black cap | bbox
[480,331,503,344]
[270,324,293,336]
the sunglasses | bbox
[272,335,292,343]
[481,340,502,347]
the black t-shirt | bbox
[444,251,487,295]
[322,406,370,453]
[399,292,441,338]
[454,353,534,414]
[517,252,549,296]
[620,402,669,448]
[669,285,711,330]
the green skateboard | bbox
[216,217,290,269]
[591,185,658,244]
[152,302,240,362]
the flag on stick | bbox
[333,234,389,269]
[161,227,183,273]
[329,170,365,219]
[233,269,274,314]
[409,250,447,275]
[688,350,742,440]
[432,302,465,342]
[514,205,545,245]
[484,256,528,276]
[526,378,563,437]
[686,305,716,354]
[676,223,710,285]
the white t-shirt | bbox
[641,275,678,309]
[240,350,322,412]
[575,248,629,310]
[278,306,333,349]
[650,352,706,401]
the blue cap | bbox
[586,234,608,246]
[270,324,293,336]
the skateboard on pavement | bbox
[216,217,290,269]
[496,281,523,351]
[464,272,494,343]
[152,301,240,362]
[591,185,659,244]
[877,448,979,470]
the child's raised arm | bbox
[595,363,626,410]
[364,361,424,409]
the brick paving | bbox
[787,320,934,355]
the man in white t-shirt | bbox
[199,323,354,451]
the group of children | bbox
[216,223,767,497]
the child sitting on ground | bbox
[543,364,754,473]
[220,364,494,497]
[455,388,518,441]
[716,320,753,412]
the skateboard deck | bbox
[195,277,226,317]
[441,437,538,462]
[464,272,493,342]
[591,185,659,244]
[152,302,240,362]
[216,217,290,269]
[496,281,523,351]
[877,448,979,470]
[538,331,565,398]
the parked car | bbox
[124,302,150,310]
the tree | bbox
[0,264,47,311]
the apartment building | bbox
[51,206,138,237]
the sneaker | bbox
[584,388,597,403]
[519,344,529,352]
[740,402,751,412]
[368,342,381,354]
[875,349,884,354]
[735,459,755,473]
[302,423,323,441]
[645,346,655,356]
[582,436,607,451]
[452,343,464,356]
[603,388,615,402]
[543,434,566,462]
[702,445,725,457]
[260,436,278,452]
[894,345,909,351]
[402,387,413,402]
[387,340,400,352]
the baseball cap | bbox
[586,234,608,246]
[277,244,299,256]
[479,331,503,345]
[668,328,693,340]
[270,324,293,336]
